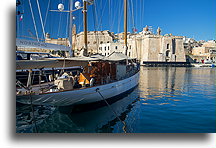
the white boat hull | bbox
[16,72,140,106]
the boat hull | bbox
[16,71,140,106]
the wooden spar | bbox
[83,0,88,56]
[68,0,73,57]
[124,0,128,56]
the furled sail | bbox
[16,38,71,51]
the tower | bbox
[72,24,77,52]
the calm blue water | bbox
[16,67,216,133]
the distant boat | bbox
[192,63,215,68]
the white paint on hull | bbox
[16,72,140,106]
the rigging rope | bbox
[57,12,63,38]
[130,0,136,32]
[28,0,39,41]
[142,0,145,29]
[96,0,108,31]
[65,1,70,38]
[92,0,100,53]
[44,0,51,31]
[36,0,46,40]
[117,2,123,33]
[110,1,118,31]
[108,0,111,31]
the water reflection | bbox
[134,67,215,133]
[37,88,140,133]
[139,67,187,105]
[16,67,216,133]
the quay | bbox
[142,61,192,67]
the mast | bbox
[83,0,88,56]
[68,0,73,57]
[124,0,128,56]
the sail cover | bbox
[16,59,89,70]
[16,60,59,70]
[16,38,71,51]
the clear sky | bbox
[16,0,216,41]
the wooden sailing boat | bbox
[16,0,140,107]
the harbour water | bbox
[16,67,216,133]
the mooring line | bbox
[96,88,129,133]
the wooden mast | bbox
[83,0,88,56]
[68,0,73,57]
[124,0,128,56]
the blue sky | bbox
[16,0,216,41]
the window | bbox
[172,39,176,54]
[115,46,118,49]
[167,44,169,49]
[105,47,106,51]
[108,46,109,50]
[166,50,170,57]
[129,52,131,57]
[105,53,106,56]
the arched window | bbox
[166,50,170,57]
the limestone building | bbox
[99,26,186,65]
[138,34,186,63]
[73,30,116,56]
[191,40,216,62]
[45,33,69,47]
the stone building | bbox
[44,33,70,57]
[183,37,202,55]
[138,34,186,63]
[73,30,116,56]
[191,40,216,63]
[99,26,186,65]
[43,29,116,57]
[45,33,69,47]
[99,42,124,57]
